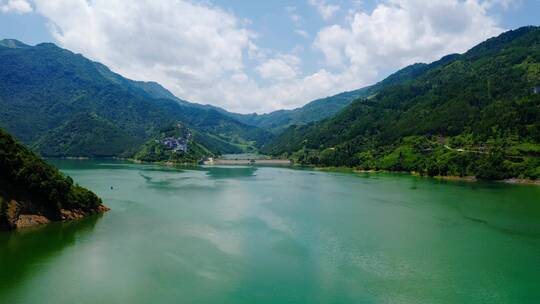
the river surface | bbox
[1,160,539,303]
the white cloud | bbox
[31,0,506,114]
[315,0,504,80]
[0,0,32,13]
[309,0,340,20]
[313,25,350,67]
[34,0,253,110]
[256,55,301,81]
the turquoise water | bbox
[1,160,539,303]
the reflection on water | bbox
[0,214,102,294]
[203,166,258,179]
[2,160,540,304]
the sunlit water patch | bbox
[1,160,539,303]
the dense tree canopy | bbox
[264,27,540,180]
[0,128,103,225]
[134,123,214,163]
[0,39,270,158]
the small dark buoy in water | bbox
[110,186,114,190]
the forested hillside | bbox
[264,26,540,180]
[225,57,451,134]
[0,128,106,230]
[0,39,270,157]
[134,123,218,163]
[227,89,369,134]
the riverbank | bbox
[502,178,540,186]
[124,157,292,166]
[49,157,540,187]
[310,166,540,186]
[423,173,539,186]
[1,197,110,231]
[203,159,292,166]
[127,158,200,166]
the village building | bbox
[157,130,192,153]
[162,137,188,152]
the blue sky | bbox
[1,0,539,113]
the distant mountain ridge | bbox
[224,88,370,134]
[99,62,370,135]
[6,24,539,176]
[0,39,271,157]
[224,56,458,134]
[0,39,29,49]
[264,26,540,180]
[0,37,412,158]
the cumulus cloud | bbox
[31,0,506,113]
[315,0,504,79]
[34,0,254,110]
[309,0,340,20]
[0,0,32,13]
[256,55,301,81]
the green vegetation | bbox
[227,89,368,134]
[264,26,540,180]
[226,59,443,134]
[0,39,271,158]
[2,27,540,179]
[134,123,212,163]
[0,128,103,228]
[33,112,140,157]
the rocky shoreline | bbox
[1,199,110,230]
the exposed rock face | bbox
[15,215,50,229]
[60,205,110,221]
[1,197,109,230]
[0,127,108,231]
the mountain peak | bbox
[35,42,62,49]
[0,39,29,49]
[465,25,540,58]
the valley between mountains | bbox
[1,26,539,182]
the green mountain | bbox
[0,128,106,230]
[133,123,211,163]
[226,89,369,134]
[33,112,140,157]
[113,72,359,136]
[0,39,270,157]
[223,57,449,134]
[264,26,540,180]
